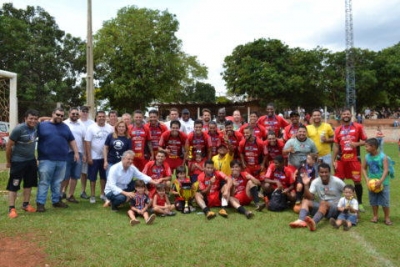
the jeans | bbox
[36,160,67,205]
[105,180,135,207]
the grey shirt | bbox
[283,137,317,168]
[9,123,37,162]
[309,176,345,203]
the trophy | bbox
[179,181,196,214]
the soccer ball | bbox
[368,179,383,193]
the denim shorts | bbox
[64,152,83,180]
[88,159,106,181]
[369,185,390,207]
[337,212,358,225]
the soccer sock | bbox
[23,202,29,207]
[355,184,363,204]
[299,209,308,221]
[237,206,246,215]
[313,211,324,224]
[202,207,210,215]
[250,186,260,203]
[9,206,15,212]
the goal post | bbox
[0,70,18,131]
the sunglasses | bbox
[55,113,64,117]
[71,113,79,116]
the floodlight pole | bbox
[86,0,95,119]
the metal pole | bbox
[86,0,95,119]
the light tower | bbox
[345,0,356,111]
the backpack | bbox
[268,189,287,211]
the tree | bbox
[94,6,207,111]
[181,82,215,103]
[0,3,86,116]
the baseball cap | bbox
[290,111,300,117]
[182,108,190,114]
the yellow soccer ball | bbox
[368,179,383,193]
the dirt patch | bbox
[0,233,49,267]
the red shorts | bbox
[207,192,221,207]
[166,157,184,172]
[133,157,148,172]
[245,165,261,179]
[335,161,361,182]
[234,191,252,206]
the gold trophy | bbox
[179,181,197,214]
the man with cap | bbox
[212,142,234,176]
[180,108,194,134]
[283,111,303,142]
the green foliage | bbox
[181,81,216,103]
[0,3,86,116]
[94,6,207,111]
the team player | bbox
[206,121,223,157]
[263,131,285,165]
[185,119,212,160]
[158,120,187,172]
[332,108,367,212]
[142,150,171,198]
[239,111,266,140]
[223,120,244,159]
[128,110,153,171]
[283,111,303,141]
[257,103,289,138]
[201,108,212,132]
[238,126,266,179]
[144,109,168,159]
[195,160,233,219]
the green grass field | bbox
[0,144,399,267]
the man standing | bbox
[257,103,289,138]
[6,109,39,218]
[78,106,94,199]
[332,108,367,212]
[159,120,187,172]
[180,108,194,134]
[283,111,303,141]
[166,107,186,133]
[85,110,114,203]
[214,108,227,131]
[306,109,334,167]
[144,109,168,159]
[239,111,266,140]
[185,119,212,161]
[108,110,118,127]
[201,108,212,132]
[104,150,157,211]
[62,107,86,203]
[36,108,79,212]
[289,163,345,231]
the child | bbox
[152,183,176,217]
[189,151,205,183]
[293,153,318,205]
[171,166,196,213]
[361,138,392,225]
[127,180,156,226]
[329,184,358,231]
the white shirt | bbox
[104,161,152,195]
[78,118,95,129]
[64,119,86,153]
[180,118,194,134]
[85,123,114,159]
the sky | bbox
[4,0,400,96]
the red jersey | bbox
[283,123,302,141]
[159,130,187,159]
[263,139,284,162]
[238,137,265,166]
[202,123,210,132]
[257,115,289,137]
[225,131,244,159]
[206,130,223,157]
[232,171,250,195]
[198,170,228,194]
[144,122,168,154]
[264,163,294,188]
[154,192,167,206]
[189,158,206,176]
[239,123,266,140]
[334,123,367,161]
[186,131,212,158]
[128,124,150,159]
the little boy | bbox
[127,180,156,226]
[152,183,176,217]
[329,184,359,231]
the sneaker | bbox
[66,196,79,203]
[22,204,36,213]
[358,204,365,212]
[219,208,228,218]
[61,192,67,199]
[167,211,176,216]
[289,219,307,228]
[53,201,69,208]
[146,214,156,225]
[329,218,339,229]
[111,204,119,212]
[245,211,254,219]
[100,194,107,202]
[36,203,46,212]
[130,219,140,226]
[305,216,316,231]
[255,202,266,212]
[89,197,96,204]
[8,208,18,218]
[206,211,216,220]
[80,192,90,199]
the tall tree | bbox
[94,6,207,111]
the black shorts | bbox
[6,159,38,191]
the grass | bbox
[0,144,399,267]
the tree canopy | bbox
[94,6,207,111]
